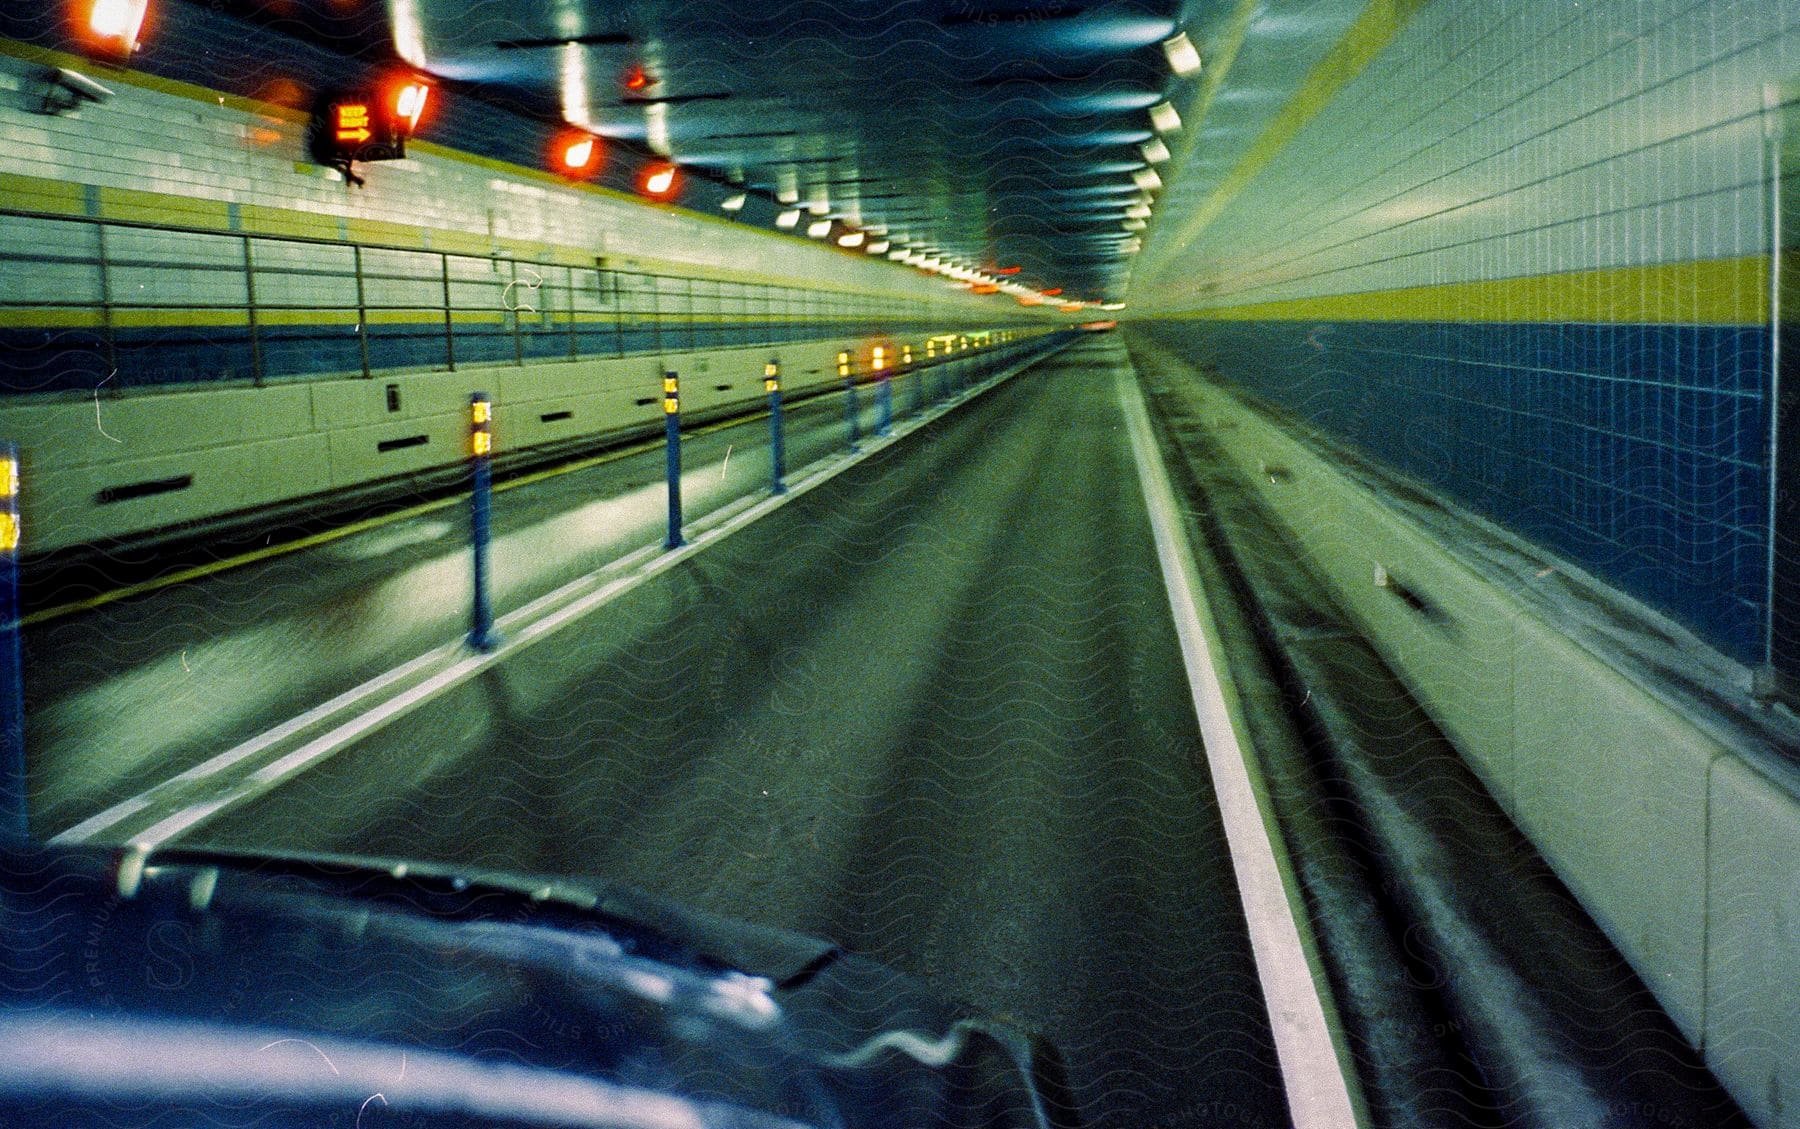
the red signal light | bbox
[995,265,1022,275]
[624,63,651,92]
[87,0,148,52]
[552,131,603,176]
[392,80,430,134]
[1042,287,1062,296]
[638,162,681,201]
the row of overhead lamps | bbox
[75,0,692,204]
[752,194,1092,308]
[1090,27,1198,291]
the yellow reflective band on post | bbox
[764,377,779,393]
[872,345,886,370]
[0,458,15,499]
[764,362,779,378]
[470,395,493,457]
[663,375,680,396]
[663,397,679,414]
[903,345,913,365]
[0,514,18,554]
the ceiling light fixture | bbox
[88,0,149,54]
[638,162,680,200]
[1149,101,1182,134]
[1162,31,1202,77]
[776,208,801,229]
[555,133,602,176]
[807,218,832,238]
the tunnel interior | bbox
[0,3,1796,1129]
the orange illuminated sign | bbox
[312,89,412,169]
[334,102,372,144]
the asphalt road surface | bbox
[193,338,1293,1129]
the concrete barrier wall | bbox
[1179,367,1798,1129]
[2,330,1052,551]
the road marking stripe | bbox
[1116,362,1361,1129]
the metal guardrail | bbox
[0,206,975,391]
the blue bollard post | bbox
[0,443,23,840]
[467,395,500,653]
[838,351,860,452]
[905,345,922,415]
[874,348,893,438]
[764,358,786,495]
[663,370,685,548]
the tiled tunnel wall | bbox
[0,12,1028,397]
[1135,1,1794,668]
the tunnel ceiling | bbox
[376,0,1230,305]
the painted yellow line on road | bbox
[21,411,766,627]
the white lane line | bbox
[130,652,491,849]
[50,647,450,843]
[1116,364,1360,1129]
[67,344,1071,849]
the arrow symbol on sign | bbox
[336,129,371,142]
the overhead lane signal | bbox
[309,80,432,185]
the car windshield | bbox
[2,4,1790,1129]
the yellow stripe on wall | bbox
[1153,257,1770,326]
[0,309,105,329]
[259,309,361,327]
[111,309,246,328]
[0,174,85,218]
[99,187,232,231]
[239,203,339,242]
